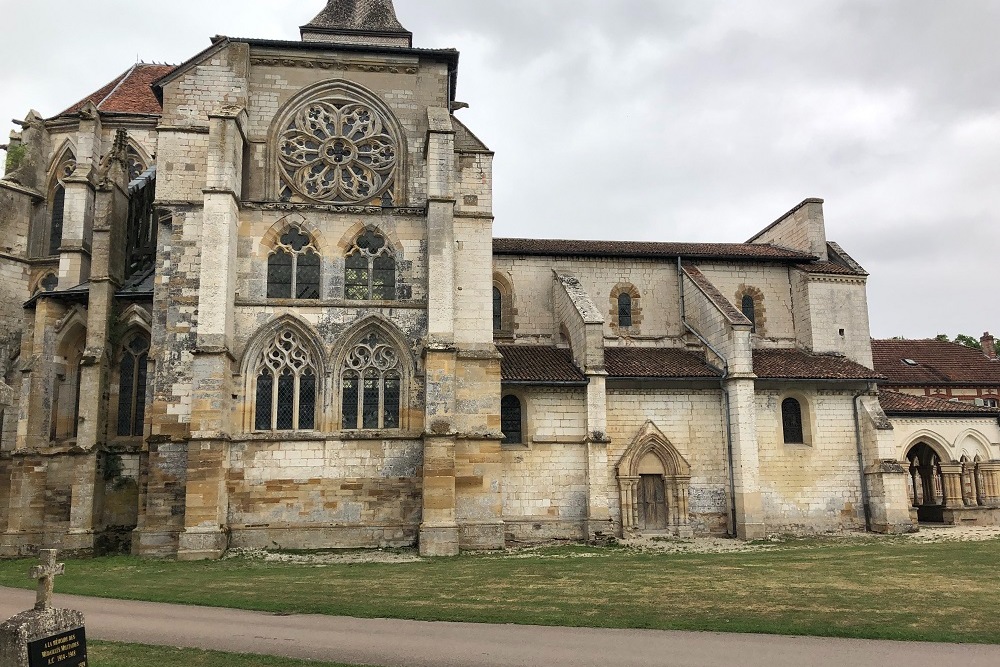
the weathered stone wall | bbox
[696,263,797,343]
[606,387,730,535]
[755,386,866,532]
[748,199,828,261]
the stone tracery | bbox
[278,99,398,204]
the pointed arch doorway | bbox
[617,422,693,537]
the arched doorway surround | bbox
[617,422,692,537]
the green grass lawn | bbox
[2,537,999,644]
[89,641,368,667]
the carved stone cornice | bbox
[242,201,425,216]
[250,57,418,75]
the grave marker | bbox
[0,550,88,667]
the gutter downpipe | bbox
[852,383,874,532]
[678,258,738,535]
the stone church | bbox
[1,1,998,559]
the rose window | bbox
[278,100,398,205]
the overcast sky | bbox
[1,0,997,339]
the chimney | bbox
[982,332,996,360]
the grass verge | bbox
[2,537,999,644]
[89,641,369,667]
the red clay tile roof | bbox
[683,264,752,326]
[604,347,721,379]
[872,339,1000,386]
[56,63,176,118]
[753,349,884,381]
[493,238,815,262]
[878,390,1000,416]
[498,345,586,384]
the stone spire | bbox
[301,0,413,48]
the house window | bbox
[345,229,395,300]
[493,287,503,332]
[254,329,317,431]
[49,185,65,256]
[781,398,804,444]
[742,295,756,333]
[501,395,523,444]
[116,334,149,437]
[618,293,633,328]
[267,227,321,299]
[341,333,402,430]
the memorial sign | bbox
[0,550,88,667]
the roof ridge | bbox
[96,63,138,111]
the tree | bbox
[936,333,984,350]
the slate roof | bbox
[872,339,1000,386]
[794,260,865,276]
[492,238,815,262]
[753,349,884,381]
[498,345,586,384]
[604,347,720,379]
[57,63,176,118]
[303,0,409,33]
[878,390,1000,416]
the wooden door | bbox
[638,475,668,530]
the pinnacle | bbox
[304,0,409,34]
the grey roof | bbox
[304,0,409,34]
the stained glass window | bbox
[254,328,318,431]
[782,398,804,444]
[341,333,402,430]
[501,395,523,444]
[344,229,396,301]
[267,227,321,300]
[116,334,150,437]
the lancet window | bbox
[341,333,402,430]
[781,398,804,444]
[126,145,147,182]
[742,295,756,333]
[254,329,318,431]
[345,229,395,301]
[48,156,76,257]
[618,293,633,328]
[267,227,321,300]
[125,171,157,280]
[116,333,149,437]
[493,287,503,332]
[501,395,523,444]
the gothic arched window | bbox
[341,333,402,430]
[116,333,149,437]
[501,395,523,445]
[49,185,66,256]
[781,398,804,444]
[345,229,395,301]
[493,287,503,332]
[126,145,147,182]
[267,227,321,299]
[618,293,633,328]
[742,295,756,333]
[254,329,318,431]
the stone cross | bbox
[28,550,65,611]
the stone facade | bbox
[2,1,999,559]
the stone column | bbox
[17,299,64,450]
[420,108,460,556]
[177,107,246,561]
[584,373,612,539]
[58,102,101,288]
[726,377,765,539]
[939,463,964,508]
[978,463,1000,506]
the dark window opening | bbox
[618,293,633,328]
[782,398,804,444]
[254,329,318,431]
[49,185,65,256]
[341,333,402,430]
[493,286,503,332]
[741,295,756,333]
[117,334,150,437]
[345,229,396,301]
[267,227,321,300]
[501,395,523,444]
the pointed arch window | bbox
[267,227,321,299]
[47,155,76,257]
[618,293,633,328]
[126,145,147,182]
[341,333,402,430]
[345,229,395,301]
[116,333,149,437]
[501,395,523,444]
[741,295,756,333]
[493,287,503,332]
[254,329,318,431]
[781,398,804,444]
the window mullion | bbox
[271,369,279,431]
[378,372,385,429]
[290,253,298,297]
[292,372,301,431]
